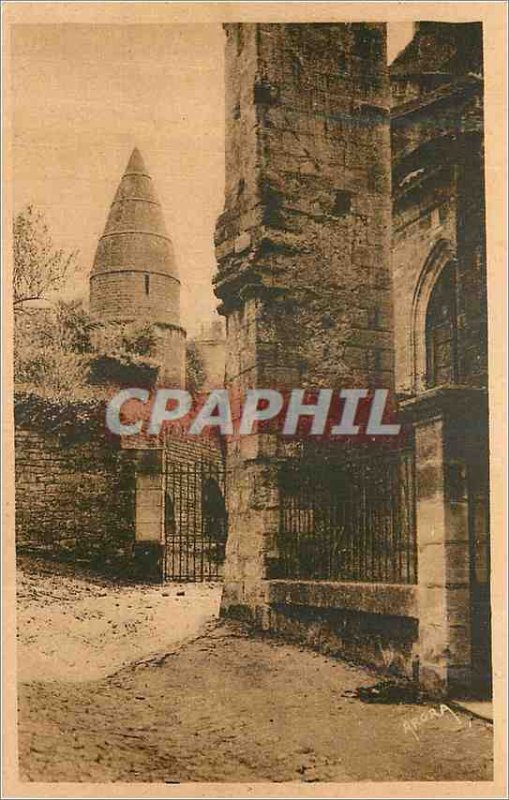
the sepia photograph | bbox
[2,2,507,796]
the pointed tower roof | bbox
[91,148,178,279]
[125,146,147,174]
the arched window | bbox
[425,261,458,388]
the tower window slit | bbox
[145,274,150,295]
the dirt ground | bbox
[17,557,493,784]
[16,555,222,682]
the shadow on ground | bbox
[16,557,493,783]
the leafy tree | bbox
[14,297,167,396]
[13,205,79,311]
[11,204,179,395]
[55,300,94,354]
[14,300,93,397]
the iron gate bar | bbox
[276,446,417,585]
[163,458,227,582]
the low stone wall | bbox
[14,391,226,580]
[266,580,418,617]
[223,580,419,679]
[15,425,136,573]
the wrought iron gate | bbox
[276,447,417,584]
[163,459,227,581]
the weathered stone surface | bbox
[228,600,419,679]
[15,428,136,571]
[89,148,186,387]
[391,23,486,397]
[215,24,394,625]
[414,412,474,695]
[215,23,393,390]
[265,580,418,618]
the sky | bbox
[11,22,414,335]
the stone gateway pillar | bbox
[214,24,393,620]
[402,388,490,696]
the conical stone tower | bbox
[90,148,185,386]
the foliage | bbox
[55,299,94,354]
[186,341,206,394]
[14,294,163,396]
[14,301,93,399]
[13,205,79,310]
[12,205,173,398]
[92,321,159,363]
[14,390,106,441]
[88,321,161,387]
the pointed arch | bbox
[411,239,457,393]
